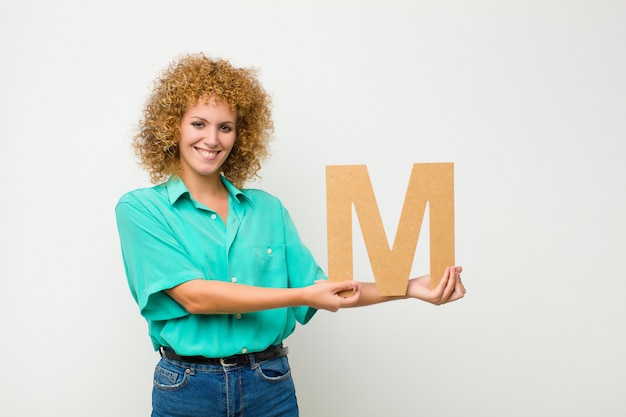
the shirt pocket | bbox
[248,244,287,279]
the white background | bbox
[1,1,625,416]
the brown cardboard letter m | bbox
[326,163,454,295]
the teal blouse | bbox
[115,176,322,357]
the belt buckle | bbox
[219,356,238,367]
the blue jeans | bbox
[151,351,299,417]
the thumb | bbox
[330,280,359,298]
[332,280,357,292]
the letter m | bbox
[326,163,454,296]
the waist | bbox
[160,344,288,366]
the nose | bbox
[202,127,220,147]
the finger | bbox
[431,267,450,304]
[440,267,458,303]
[447,276,466,302]
[456,275,466,295]
[459,277,467,295]
[340,282,362,306]
[332,280,358,292]
[333,280,359,298]
[449,271,469,301]
[436,267,450,291]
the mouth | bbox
[195,147,220,160]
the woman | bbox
[115,53,465,417]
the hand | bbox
[304,280,362,312]
[406,266,466,305]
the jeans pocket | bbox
[255,356,292,382]
[153,359,190,391]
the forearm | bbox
[349,282,407,307]
[167,279,308,314]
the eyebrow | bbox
[189,116,236,124]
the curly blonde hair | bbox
[133,53,273,188]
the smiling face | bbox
[178,98,237,186]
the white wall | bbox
[1,1,625,416]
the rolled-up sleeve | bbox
[280,203,327,325]
[115,195,203,322]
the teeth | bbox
[197,148,218,158]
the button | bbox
[241,347,248,354]
[267,248,273,254]
[236,313,242,320]
[231,277,237,283]
[210,214,217,220]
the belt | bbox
[160,345,288,367]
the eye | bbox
[191,121,204,128]
[219,124,234,132]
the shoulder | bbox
[116,184,168,211]
[242,187,284,209]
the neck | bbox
[179,171,227,201]
[179,172,229,222]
